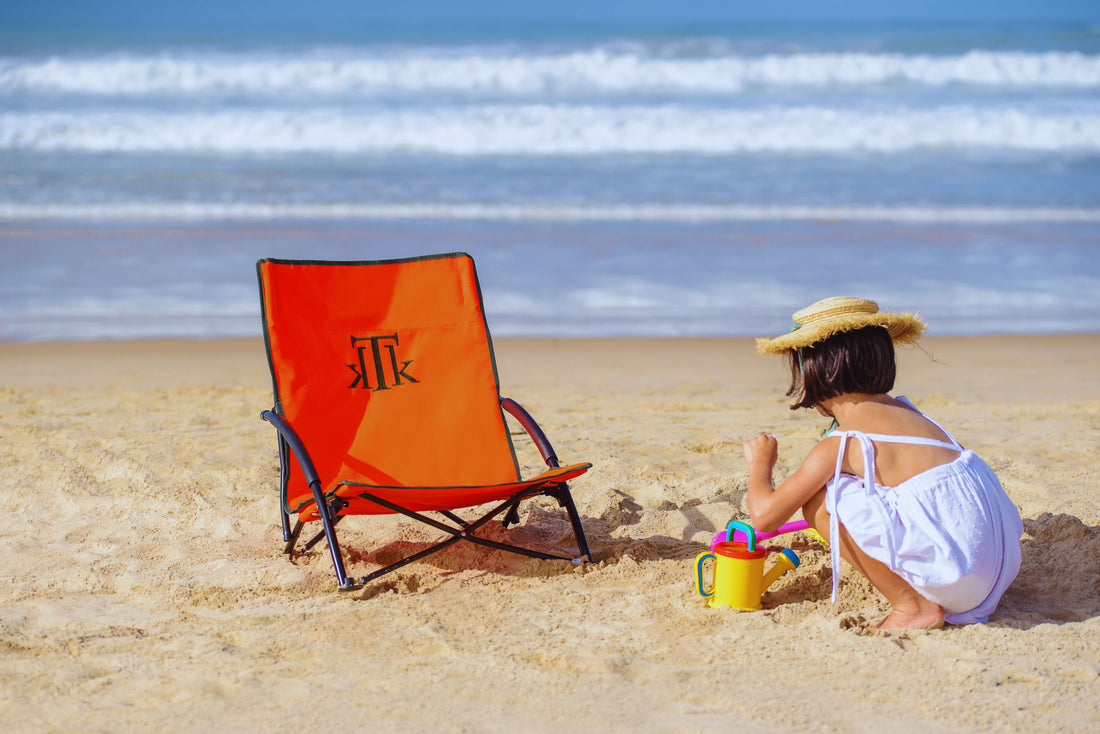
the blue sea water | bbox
[1,20,1098,340]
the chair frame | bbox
[261,397,593,591]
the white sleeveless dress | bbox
[824,397,1023,624]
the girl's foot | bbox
[876,600,945,630]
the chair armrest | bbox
[500,397,559,469]
[261,409,323,491]
[260,409,356,590]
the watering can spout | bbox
[761,548,801,592]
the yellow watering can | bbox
[694,520,800,610]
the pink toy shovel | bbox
[710,519,814,551]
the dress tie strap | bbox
[895,395,964,450]
[828,432,848,603]
[826,430,897,604]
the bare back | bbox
[829,395,961,488]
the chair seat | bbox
[290,463,591,521]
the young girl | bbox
[743,297,1023,629]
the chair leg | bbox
[501,500,522,527]
[549,483,593,562]
[306,480,358,591]
[303,513,344,551]
[284,519,304,555]
[277,434,293,542]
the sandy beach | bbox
[1,334,1097,732]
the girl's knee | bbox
[802,489,832,545]
[802,488,828,525]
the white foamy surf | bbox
[3,49,1099,97]
[3,201,1099,223]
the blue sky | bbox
[2,0,1099,29]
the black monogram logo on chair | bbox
[346,333,419,391]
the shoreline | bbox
[1,331,1096,395]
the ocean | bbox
[1,20,1098,340]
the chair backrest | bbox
[258,253,521,503]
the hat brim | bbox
[755,312,926,355]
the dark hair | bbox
[787,325,896,410]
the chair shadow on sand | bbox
[325,498,702,599]
[331,491,777,599]
[310,505,600,599]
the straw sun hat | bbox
[755,297,926,355]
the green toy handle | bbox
[725,520,757,552]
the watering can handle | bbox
[694,552,716,597]
[725,520,757,551]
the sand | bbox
[1,334,1098,732]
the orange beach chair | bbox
[257,253,592,590]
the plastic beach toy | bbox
[710,519,825,551]
[694,520,801,610]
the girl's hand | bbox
[743,432,778,475]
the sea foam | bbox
[2,49,1099,97]
[3,202,1098,223]
[2,104,1098,154]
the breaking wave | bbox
[2,49,1099,97]
[3,104,1098,154]
[3,201,1098,223]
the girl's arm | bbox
[743,434,840,532]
